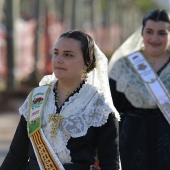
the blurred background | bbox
[0,0,169,166]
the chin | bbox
[53,74,62,80]
[147,48,161,56]
[150,52,162,57]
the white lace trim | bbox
[19,80,112,164]
[39,44,120,121]
[109,53,170,108]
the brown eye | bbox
[54,49,59,55]
[146,30,152,34]
[65,53,73,57]
[159,32,167,35]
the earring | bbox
[82,68,88,81]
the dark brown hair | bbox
[59,31,96,73]
[142,9,170,34]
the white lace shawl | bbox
[19,79,116,164]
[109,52,170,108]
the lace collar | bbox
[19,79,114,164]
[53,80,85,113]
[109,51,170,108]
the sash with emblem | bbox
[28,85,65,170]
[128,52,170,124]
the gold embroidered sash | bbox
[28,85,65,170]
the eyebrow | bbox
[54,49,75,53]
[145,28,167,32]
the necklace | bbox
[48,114,64,138]
[48,82,64,138]
[54,83,61,110]
[48,81,85,138]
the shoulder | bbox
[109,51,140,81]
[18,84,53,120]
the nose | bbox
[55,55,63,63]
[151,34,159,42]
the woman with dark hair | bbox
[109,9,170,170]
[0,31,120,170]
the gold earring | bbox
[82,68,88,81]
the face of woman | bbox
[52,37,85,82]
[142,20,170,57]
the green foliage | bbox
[135,0,158,13]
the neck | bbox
[58,79,83,93]
[142,50,170,60]
[56,79,84,106]
[141,50,170,71]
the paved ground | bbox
[0,96,24,166]
[0,112,20,166]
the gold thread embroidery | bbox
[49,114,64,138]
[36,144,56,169]
[32,130,61,170]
